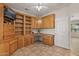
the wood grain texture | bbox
[24,34,34,46]
[17,35,24,49]
[42,35,54,46]
[9,39,17,55]
[32,14,55,29]
[0,3,4,41]
[0,41,9,56]
[42,14,55,28]
[31,17,36,29]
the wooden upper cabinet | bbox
[32,17,43,29]
[31,17,37,29]
[31,17,36,28]
[36,20,43,29]
[31,14,55,29]
[42,14,55,28]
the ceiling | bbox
[5,3,71,17]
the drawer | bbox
[3,35,15,40]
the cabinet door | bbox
[42,37,47,44]
[50,14,55,28]
[37,20,43,29]
[42,17,49,28]
[3,23,14,36]
[42,35,47,44]
[0,42,9,56]
[24,34,34,45]
[42,14,55,28]
[27,38,31,45]
[32,17,43,29]
[24,35,33,47]
[47,36,53,46]
[31,35,34,44]
[17,36,24,48]
[24,38,28,47]
[42,35,54,46]
[31,17,37,28]
[9,39,17,54]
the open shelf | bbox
[14,13,32,35]
[16,18,23,20]
[15,13,24,35]
[25,16,32,34]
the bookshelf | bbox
[24,16,32,34]
[15,13,24,35]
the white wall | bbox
[40,29,55,35]
[32,29,38,33]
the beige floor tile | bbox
[12,43,75,56]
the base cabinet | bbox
[0,41,9,56]
[42,35,54,46]
[17,35,34,48]
[24,38,28,47]
[27,38,32,45]
[24,34,34,46]
[9,39,17,55]
[17,35,24,49]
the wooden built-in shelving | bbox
[24,16,32,34]
[0,3,35,56]
[14,13,24,35]
[14,13,33,35]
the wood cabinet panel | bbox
[24,38,28,47]
[9,39,17,54]
[16,34,34,48]
[32,17,37,28]
[31,35,34,44]
[0,41,9,56]
[3,23,14,36]
[27,38,32,45]
[17,35,24,49]
[32,17,43,29]
[42,35,54,46]
[37,20,43,29]
[42,14,55,28]
[24,34,34,46]
[24,35,30,45]
[0,4,4,40]
[32,14,55,29]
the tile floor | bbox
[12,43,75,56]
